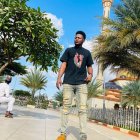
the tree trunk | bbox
[0,62,9,75]
[31,89,36,100]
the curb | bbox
[27,105,35,109]
[89,120,140,138]
[49,109,140,138]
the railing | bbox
[49,105,140,133]
[88,108,140,132]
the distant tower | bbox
[96,0,113,83]
[103,0,113,18]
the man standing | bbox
[0,75,15,118]
[56,31,93,140]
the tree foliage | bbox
[13,89,31,97]
[1,62,27,76]
[94,0,140,77]
[87,79,102,99]
[20,68,47,99]
[0,0,62,75]
[122,81,140,108]
[53,79,102,105]
[0,76,4,83]
[54,91,63,106]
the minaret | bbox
[103,0,113,18]
[96,0,113,83]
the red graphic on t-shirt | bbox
[74,53,84,68]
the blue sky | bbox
[11,0,120,99]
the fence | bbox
[88,108,140,132]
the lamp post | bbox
[102,71,106,120]
[102,0,113,18]
[101,0,113,121]
[97,0,113,85]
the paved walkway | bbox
[0,105,139,140]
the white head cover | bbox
[5,75,12,82]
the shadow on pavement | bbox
[67,126,80,139]
[0,108,59,120]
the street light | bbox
[102,71,106,120]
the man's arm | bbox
[56,62,67,89]
[85,66,93,83]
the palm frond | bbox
[54,91,63,105]
[93,0,140,77]
[20,68,47,98]
[121,81,140,107]
[87,79,102,99]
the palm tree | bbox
[54,79,102,105]
[87,79,102,99]
[121,81,140,108]
[54,91,63,106]
[20,69,47,99]
[94,0,140,77]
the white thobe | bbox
[0,83,15,111]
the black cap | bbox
[76,31,86,40]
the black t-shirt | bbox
[60,46,93,85]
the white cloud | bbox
[69,39,97,52]
[83,40,93,52]
[44,13,64,38]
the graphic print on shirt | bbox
[74,53,84,68]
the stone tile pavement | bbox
[0,105,139,140]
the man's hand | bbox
[56,62,66,89]
[56,78,62,89]
[84,74,92,83]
